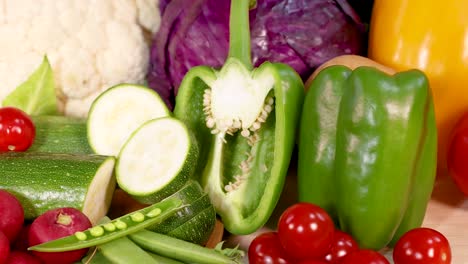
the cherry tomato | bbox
[323,230,359,263]
[298,260,328,264]
[248,232,293,264]
[0,107,35,152]
[448,111,468,195]
[277,203,334,260]
[341,249,390,264]
[393,227,451,264]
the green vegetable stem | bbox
[298,66,437,250]
[173,0,304,235]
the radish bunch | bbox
[0,190,92,264]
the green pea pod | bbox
[173,0,304,235]
[298,66,437,250]
[28,197,183,252]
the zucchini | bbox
[148,180,216,245]
[0,152,115,224]
[165,206,217,245]
[116,117,198,204]
[87,84,171,156]
[28,115,93,154]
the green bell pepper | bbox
[298,65,437,250]
[173,0,304,235]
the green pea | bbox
[90,226,105,237]
[75,231,87,241]
[130,212,145,222]
[147,208,162,218]
[115,220,127,230]
[104,222,116,232]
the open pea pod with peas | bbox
[173,0,304,235]
[28,196,183,252]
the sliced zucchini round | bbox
[116,117,199,204]
[87,84,170,156]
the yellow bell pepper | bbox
[368,0,468,175]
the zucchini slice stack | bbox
[89,84,216,244]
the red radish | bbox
[5,251,42,264]
[0,231,10,264]
[12,225,30,252]
[28,208,91,264]
[0,190,24,241]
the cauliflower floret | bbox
[0,0,161,117]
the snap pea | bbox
[79,245,184,264]
[99,236,157,264]
[29,197,183,252]
[81,250,112,264]
[129,229,244,264]
[80,217,157,264]
[147,252,185,264]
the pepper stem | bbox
[227,0,253,70]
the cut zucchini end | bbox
[82,156,116,225]
[116,117,198,203]
[87,84,171,156]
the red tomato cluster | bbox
[248,203,383,264]
[0,107,35,152]
[248,202,451,264]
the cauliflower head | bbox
[0,0,161,117]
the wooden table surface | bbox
[380,174,467,264]
[413,174,467,263]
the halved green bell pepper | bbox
[298,65,437,249]
[173,0,304,235]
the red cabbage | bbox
[148,0,366,109]
[158,0,170,14]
